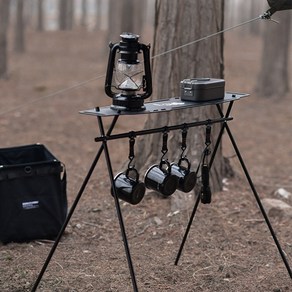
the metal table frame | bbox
[31,92,292,292]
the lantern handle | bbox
[105,43,120,98]
[140,43,152,99]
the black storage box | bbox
[0,144,67,244]
[180,78,225,102]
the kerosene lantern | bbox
[105,33,152,111]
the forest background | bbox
[0,0,292,291]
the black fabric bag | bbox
[0,144,67,244]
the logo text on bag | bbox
[22,201,40,210]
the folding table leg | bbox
[175,100,292,279]
[31,115,119,292]
[97,116,139,292]
[215,103,292,279]
[224,122,292,279]
[175,193,201,265]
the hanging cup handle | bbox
[178,157,191,171]
[159,159,171,175]
[125,167,139,182]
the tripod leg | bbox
[31,115,119,292]
[175,193,201,265]
[97,116,139,292]
[225,122,292,279]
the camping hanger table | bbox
[31,92,292,292]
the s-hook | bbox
[180,124,188,159]
[128,132,136,169]
[161,128,169,161]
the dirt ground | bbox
[0,27,292,292]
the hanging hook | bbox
[128,132,136,169]
[201,122,212,165]
[161,128,169,161]
[205,122,211,147]
[180,124,188,159]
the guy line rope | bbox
[0,13,276,117]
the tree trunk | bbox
[120,0,146,35]
[249,0,262,35]
[14,0,25,53]
[107,0,123,44]
[95,0,102,30]
[59,0,74,30]
[81,0,87,27]
[67,0,74,30]
[133,0,147,35]
[59,0,67,30]
[121,0,134,33]
[0,0,10,79]
[136,0,225,209]
[37,0,44,31]
[256,11,291,97]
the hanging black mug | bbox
[171,157,197,193]
[112,167,145,205]
[145,160,178,197]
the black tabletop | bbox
[79,92,249,117]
